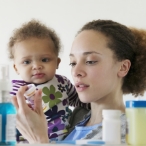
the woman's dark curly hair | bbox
[77,19,146,97]
[8,19,61,59]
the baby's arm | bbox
[10,80,29,96]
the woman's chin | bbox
[79,97,91,103]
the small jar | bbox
[126,100,146,145]
[102,109,121,144]
[24,84,47,111]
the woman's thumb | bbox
[34,89,44,115]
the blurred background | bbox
[0,0,146,101]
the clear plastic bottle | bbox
[0,64,16,145]
[102,109,121,144]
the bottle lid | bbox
[102,110,121,117]
[126,100,146,108]
[24,84,36,99]
[0,64,11,91]
[0,64,12,102]
[0,64,8,80]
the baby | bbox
[8,19,90,142]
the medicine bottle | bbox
[24,84,36,108]
[24,84,36,100]
[24,84,46,110]
[0,64,16,145]
[102,109,121,144]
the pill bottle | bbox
[126,100,146,145]
[24,84,36,100]
[24,84,46,110]
[102,109,121,144]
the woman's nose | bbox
[72,65,85,78]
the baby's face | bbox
[13,37,60,84]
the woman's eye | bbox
[69,62,76,67]
[42,58,49,62]
[86,61,98,65]
[23,60,30,64]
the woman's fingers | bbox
[16,86,28,110]
[11,96,19,110]
[34,89,44,115]
[14,86,43,114]
[12,85,49,143]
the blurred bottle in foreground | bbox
[0,64,16,145]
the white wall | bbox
[0,0,146,101]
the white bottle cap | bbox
[102,110,121,118]
[24,84,36,99]
[0,64,11,102]
[0,64,8,80]
[0,64,11,91]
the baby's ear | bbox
[13,64,19,75]
[117,59,131,77]
[57,58,61,69]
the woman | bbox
[12,19,146,143]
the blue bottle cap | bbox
[126,100,146,108]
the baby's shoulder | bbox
[54,74,71,84]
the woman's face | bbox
[70,30,122,103]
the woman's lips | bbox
[75,83,89,92]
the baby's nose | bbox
[32,62,43,70]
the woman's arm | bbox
[11,86,49,144]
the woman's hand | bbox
[11,86,49,143]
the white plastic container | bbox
[24,84,36,100]
[24,84,46,111]
[102,109,121,144]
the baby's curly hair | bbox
[77,19,146,97]
[8,19,61,59]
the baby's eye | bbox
[86,61,98,65]
[69,62,76,67]
[42,58,49,62]
[23,60,31,64]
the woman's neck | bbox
[86,91,125,126]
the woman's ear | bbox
[13,64,19,75]
[117,59,131,77]
[57,58,61,69]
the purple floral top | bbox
[10,74,90,142]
